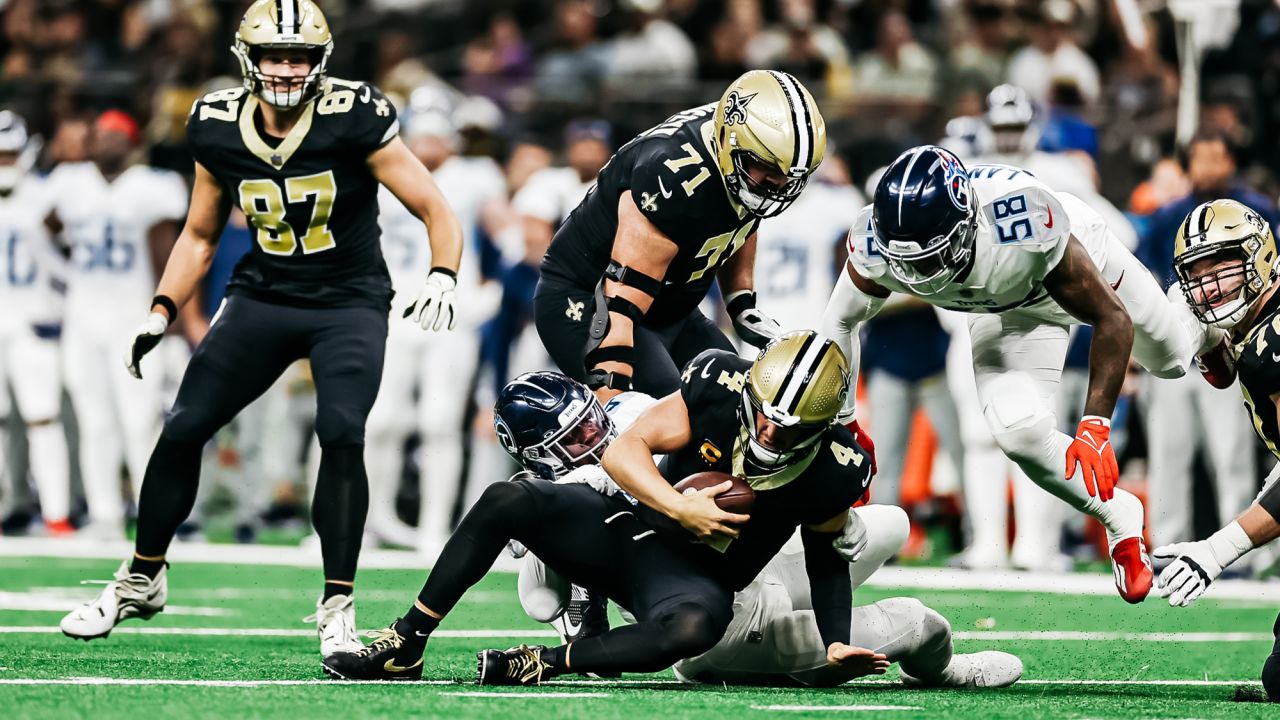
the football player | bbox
[44,110,190,539]
[1155,198,1280,702]
[489,372,1022,688]
[322,331,881,684]
[822,145,1224,604]
[59,0,463,656]
[0,110,71,534]
[366,108,506,552]
[534,70,823,403]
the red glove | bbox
[845,419,877,478]
[1065,416,1117,501]
[1195,337,1237,390]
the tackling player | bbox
[59,0,463,656]
[535,70,823,403]
[322,331,880,683]
[822,145,1222,604]
[1154,198,1280,702]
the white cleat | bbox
[901,651,1024,689]
[59,561,167,640]
[306,594,363,656]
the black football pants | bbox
[135,295,387,583]
[533,274,735,397]
[417,478,735,674]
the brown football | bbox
[673,471,755,515]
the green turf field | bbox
[1,554,1275,719]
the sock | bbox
[312,444,370,582]
[130,556,166,579]
[323,581,352,601]
[403,604,440,637]
[135,435,205,558]
[540,644,568,672]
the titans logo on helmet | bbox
[933,148,972,212]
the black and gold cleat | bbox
[321,618,425,681]
[475,644,560,686]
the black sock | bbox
[540,645,568,672]
[403,604,440,638]
[323,581,352,601]
[312,444,369,583]
[129,556,166,579]
[135,436,205,559]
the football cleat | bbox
[1106,491,1154,604]
[60,561,166,640]
[901,651,1023,688]
[305,594,363,655]
[321,619,425,681]
[476,644,560,686]
[553,589,618,679]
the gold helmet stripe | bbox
[766,70,813,176]
[775,333,827,415]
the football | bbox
[673,471,755,515]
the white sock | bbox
[28,422,70,522]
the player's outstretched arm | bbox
[589,192,680,403]
[819,263,888,422]
[1155,503,1280,607]
[369,136,463,332]
[127,161,227,379]
[1044,235,1134,502]
[601,390,749,539]
[718,233,782,348]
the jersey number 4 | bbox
[239,171,338,255]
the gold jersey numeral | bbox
[688,224,753,282]
[238,171,338,256]
[830,442,863,467]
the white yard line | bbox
[4,537,1278,601]
[0,626,1267,643]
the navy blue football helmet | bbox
[494,371,615,480]
[871,145,977,295]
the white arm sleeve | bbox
[820,265,886,421]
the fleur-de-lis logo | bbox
[566,299,584,322]
[723,90,757,126]
[640,192,659,213]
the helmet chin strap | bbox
[1207,297,1251,329]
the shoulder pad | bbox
[680,349,750,403]
[318,78,399,151]
[629,138,719,239]
[845,204,888,273]
[1239,313,1280,388]
[979,184,1070,257]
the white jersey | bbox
[512,166,593,226]
[755,182,864,331]
[848,164,1109,326]
[47,163,187,324]
[377,155,506,323]
[0,179,61,330]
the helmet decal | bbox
[934,149,972,212]
[722,91,756,127]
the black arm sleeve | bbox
[801,525,852,649]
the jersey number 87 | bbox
[238,170,338,256]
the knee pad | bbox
[161,406,217,445]
[982,375,1055,464]
[517,554,570,623]
[660,603,730,659]
[854,505,910,558]
[315,405,366,447]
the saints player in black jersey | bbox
[1153,199,1280,701]
[58,0,463,656]
[535,70,826,404]
[321,330,878,684]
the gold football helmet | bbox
[712,70,827,218]
[1173,198,1278,329]
[231,0,333,109]
[741,330,849,468]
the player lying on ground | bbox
[504,379,1020,687]
[822,145,1227,603]
[58,0,463,656]
[1155,198,1280,702]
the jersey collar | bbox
[239,95,315,170]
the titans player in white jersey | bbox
[44,111,190,538]
[0,110,71,533]
[822,145,1221,604]
[368,109,506,552]
[753,155,864,332]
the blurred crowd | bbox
[3,0,1280,577]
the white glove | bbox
[726,290,781,349]
[1154,521,1253,607]
[556,464,622,496]
[405,268,458,332]
[832,508,868,563]
[125,311,169,379]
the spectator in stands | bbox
[851,9,937,115]
[534,0,609,111]
[606,0,697,88]
[747,0,850,85]
[1007,0,1100,107]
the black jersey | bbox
[187,79,398,310]
[647,349,873,591]
[1234,290,1280,459]
[541,104,760,325]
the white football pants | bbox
[0,331,70,523]
[365,322,480,550]
[864,369,963,508]
[969,234,1199,540]
[1143,371,1256,547]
